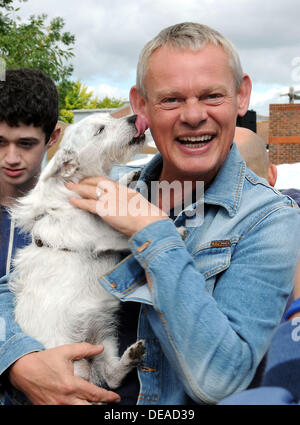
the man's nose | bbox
[180,99,208,127]
[4,145,21,165]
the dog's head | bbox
[42,113,148,181]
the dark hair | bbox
[0,68,59,143]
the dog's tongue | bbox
[135,115,149,138]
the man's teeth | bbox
[178,135,213,147]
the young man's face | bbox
[0,121,50,189]
[131,43,251,185]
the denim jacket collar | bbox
[204,143,246,217]
[139,142,246,218]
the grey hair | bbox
[136,22,244,99]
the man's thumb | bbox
[66,342,104,361]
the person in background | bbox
[234,126,300,207]
[0,68,60,278]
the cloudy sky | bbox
[13,0,300,116]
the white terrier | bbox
[9,113,147,389]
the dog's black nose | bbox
[127,114,137,124]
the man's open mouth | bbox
[177,134,214,148]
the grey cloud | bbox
[16,0,300,112]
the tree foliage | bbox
[0,0,75,83]
[0,1,125,124]
[58,80,125,123]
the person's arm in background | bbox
[284,260,300,321]
[220,259,300,405]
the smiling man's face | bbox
[131,43,251,185]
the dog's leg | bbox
[104,340,145,389]
[90,339,145,389]
[118,170,141,187]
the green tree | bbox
[97,96,125,109]
[58,80,125,123]
[0,0,75,83]
[64,80,99,110]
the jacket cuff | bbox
[0,334,44,375]
[98,220,185,299]
[129,219,186,268]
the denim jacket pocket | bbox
[192,244,232,295]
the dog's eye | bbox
[94,125,105,136]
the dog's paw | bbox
[128,340,146,365]
[118,170,141,188]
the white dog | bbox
[9,113,147,390]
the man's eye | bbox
[204,93,225,105]
[161,97,182,109]
[20,142,34,148]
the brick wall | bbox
[269,104,300,164]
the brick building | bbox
[269,104,300,164]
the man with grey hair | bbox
[2,22,300,405]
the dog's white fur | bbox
[9,113,146,389]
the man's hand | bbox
[9,343,121,405]
[66,177,168,237]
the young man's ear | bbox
[130,86,148,118]
[237,74,252,117]
[47,125,61,150]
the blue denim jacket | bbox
[0,143,300,404]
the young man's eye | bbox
[19,142,34,148]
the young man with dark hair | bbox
[0,68,60,277]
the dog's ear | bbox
[42,148,80,181]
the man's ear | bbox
[237,74,252,117]
[268,163,277,187]
[47,126,61,150]
[130,86,148,118]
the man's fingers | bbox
[62,342,104,361]
[79,176,110,186]
[73,376,121,404]
[69,196,97,214]
[67,182,97,200]
[72,399,92,406]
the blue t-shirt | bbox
[0,206,31,278]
